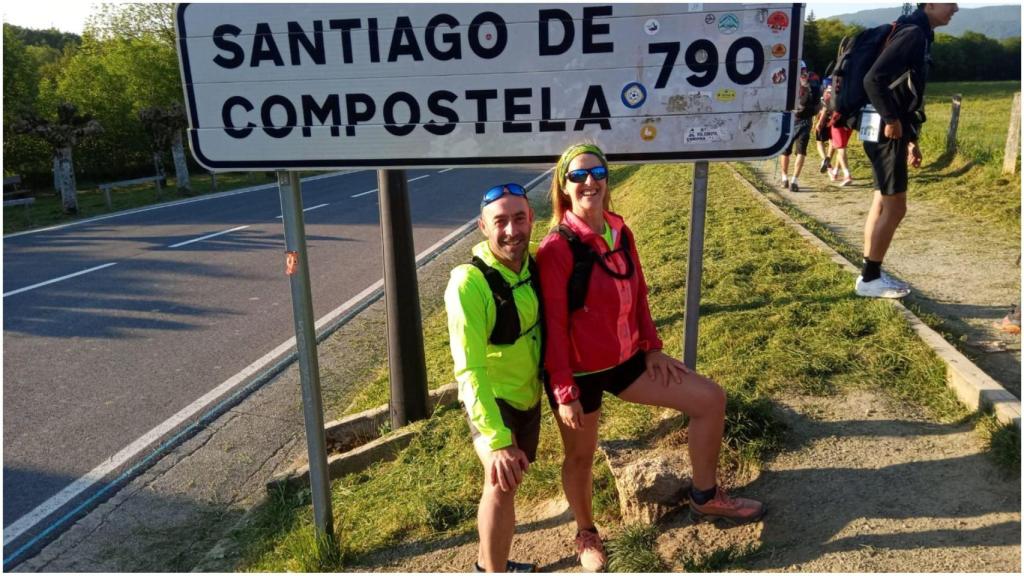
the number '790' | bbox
[649,37,766,89]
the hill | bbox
[822,4,1020,39]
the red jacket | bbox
[537,210,663,404]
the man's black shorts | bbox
[784,119,811,156]
[544,351,647,415]
[863,133,911,195]
[465,399,541,462]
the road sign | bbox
[175,3,802,168]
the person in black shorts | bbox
[856,3,958,299]
[780,61,819,192]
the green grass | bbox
[980,415,1021,478]
[3,171,281,235]
[230,161,968,571]
[606,524,667,572]
[836,80,1021,234]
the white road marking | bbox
[350,174,430,198]
[167,225,250,248]
[437,168,454,173]
[276,203,329,219]
[2,167,555,550]
[3,263,119,298]
[3,170,365,240]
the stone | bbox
[600,441,692,526]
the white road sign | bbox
[175,3,803,169]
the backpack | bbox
[555,224,634,312]
[469,255,542,346]
[829,22,902,123]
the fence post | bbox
[946,94,962,155]
[1003,92,1021,175]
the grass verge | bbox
[228,161,969,571]
[3,171,283,235]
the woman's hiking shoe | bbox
[575,528,607,572]
[689,488,765,526]
[840,176,854,187]
[819,157,831,173]
[473,560,536,572]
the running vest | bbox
[555,224,634,312]
[469,256,543,346]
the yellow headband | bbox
[556,144,607,184]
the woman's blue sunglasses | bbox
[566,165,608,183]
[480,183,527,207]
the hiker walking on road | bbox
[780,61,820,192]
[856,3,959,298]
[537,144,765,572]
[445,183,543,573]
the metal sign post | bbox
[683,161,710,369]
[277,171,333,539]
[377,169,429,427]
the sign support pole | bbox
[682,161,710,369]
[277,171,334,539]
[377,169,430,428]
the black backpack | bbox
[469,256,542,346]
[555,225,634,313]
[829,22,901,123]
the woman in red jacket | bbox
[537,144,764,571]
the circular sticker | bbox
[644,19,660,35]
[621,82,648,109]
[694,49,709,64]
[718,13,740,34]
[768,11,789,33]
[640,123,657,141]
[704,13,716,25]
[715,88,736,102]
[771,43,787,58]
[771,68,787,84]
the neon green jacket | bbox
[444,241,542,451]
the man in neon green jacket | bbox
[445,183,542,573]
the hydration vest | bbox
[555,224,634,312]
[469,256,543,346]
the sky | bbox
[1,1,1017,35]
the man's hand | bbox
[488,446,529,492]
[907,141,922,168]
[557,400,584,430]
[645,349,692,387]
[884,119,903,140]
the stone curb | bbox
[265,383,459,492]
[728,164,1021,428]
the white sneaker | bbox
[855,275,910,298]
[880,271,909,290]
[780,176,789,188]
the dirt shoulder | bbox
[744,159,1021,398]
[360,388,1020,573]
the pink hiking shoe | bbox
[575,528,607,572]
[689,488,765,526]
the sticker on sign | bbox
[175,3,802,169]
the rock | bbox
[600,441,692,525]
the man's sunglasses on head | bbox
[565,165,608,184]
[481,183,528,207]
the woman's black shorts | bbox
[544,351,647,415]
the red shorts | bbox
[831,126,853,149]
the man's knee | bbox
[481,480,518,505]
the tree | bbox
[139,103,191,194]
[15,102,102,214]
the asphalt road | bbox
[2,167,543,541]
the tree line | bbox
[3,5,1021,210]
[802,12,1021,82]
